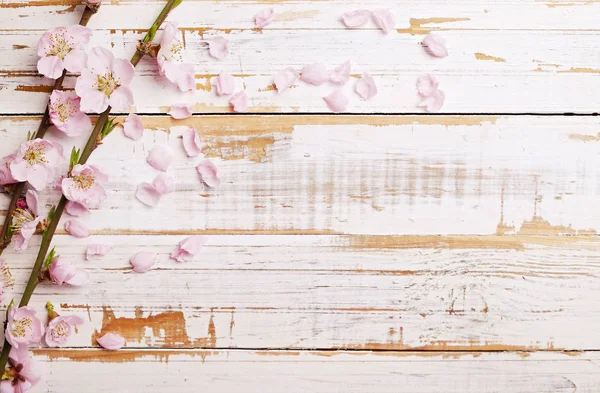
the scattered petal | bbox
[323,89,349,113]
[422,33,448,58]
[355,73,378,100]
[153,173,175,195]
[85,244,112,260]
[416,74,440,97]
[122,114,144,140]
[169,104,193,119]
[329,60,351,85]
[49,258,89,286]
[65,201,90,217]
[64,220,89,238]
[130,251,158,273]
[212,73,235,96]
[418,89,445,112]
[299,63,329,86]
[97,333,125,350]
[146,145,174,172]
[136,183,162,207]
[182,127,202,157]
[341,10,371,28]
[196,160,220,188]
[255,8,275,28]
[274,67,298,93]
[208,37,230,60]
[229,90,248,112]
[170,236,206,262]
[371,9,395,34]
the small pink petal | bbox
[274,68,298,93]
[323,89,349,113]
[123,114,144,140]
[182,127,202,157]
[212,73,235,96]
[136,182,162,207]
[418,89,445,112]
[299,63,329,86]
[130,251,158,273]
[86,244,112,260]
[371,9,395,34]
[64,220,89,238]
[329,60,351,85]
[422,33,448,58]
[170,236,206,262]
[169,104,193,119]
[196,160,220,188]
[97,333,125,350]
[65,201,90,217]
[341,10,371,28]
[153,173,175,195]
[67,269,90,286]
[255,8,275,28]
[355,73,378,100]
[25,190,40,216]
[208,37,230,60]
[417,74,440,97]
[229,90,248,112]
[146,145,174,172]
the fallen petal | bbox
[65,201,90,217]
[355,73,378,100]
[153,173,175,195]
[255,7,275,28]
[64,220,89,238]
[86,244,112,260]
[122,114,144,140]
[329,60,351,85]
[323,89,349,113]
[299,63,329,86]
[130,251,158,273]
[422,33,448,58]
[274,67,298,93]
[416,74,440,97]
[196,160,220,188]
[229,90,248,112]
[97,333,125,350]
[208,37,230,60]
[341,10,371,28]
[371,9,395,34]
[170,235,206,262]
[212,72,235,96]
[168,104,193,119]
[136,182,162,207]
[418,89,445,112]
[146,145,174,172]
[182,127,202,157]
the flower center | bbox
[51,321,70,340]
[11,208,36,234]
[94,73,120,97]
[11,317,32,338]
[50,99,77,123]
[72,173,95,190]
[23,145,47,166]
[46,31,74,60]
[169,41,184,62]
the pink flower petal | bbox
[182,127,202,157]
[329,60,351,85]
[323,89,349,113]
[422,33,448,58]
[37,56,64,79]
[123,114,144,140]
[130,251,158,273]
[274,67,298,93]
[299,63,329,86]
[97,333,125,350]
[255,8,275,28]
[341,10,371,28]
[85,244,112,260]
[65,201,90,217]
[229,90,248,112]
[136,182,162,207]
[25,190,39,216]
[169,104,193,119]
[63,49,87,74]
[146,145,174,172]
[212,73,235,96]
[371,9,395,34]
[196,160,220,188]
[153,173,175,195]
[170,236,206,262]
[418,89,445,112]
[355,73,378,100]
[66,269,90,286]
[416,74,440,97]
[208,37,230,60]
[64,220,89,238]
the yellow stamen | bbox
[23,145,47,166]
[72,173,95,190]
[46,31,74,60]
[11,317,32,338]
[94,73,121,98]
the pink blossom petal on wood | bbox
[355,73,378,100]
[97,333,125,350]
[168,104,193,119]
[329,60,351,85]
[416,74,440,97]
[136,182,162,207]
[229,90,248,112]
[170,236,206,262]
[86,244,112,261]
[67,269,90,286]
[341,10,371,28]
[208,37,230,60]
[153,173,175,195]
[196,160,220,188]
[255,7,275,28]
[299,63,329,86]
[371,9,395,34]
[323,89,349,113]
[122,113,144,140]
[64,220,89,238]
[422,33,448,58]
[418,89,445,112]
[182,127,203,157]
[274,67,298,93]
[146,144,174,172]
[65,201,90,217]
[212,73,235,96]
[130,251,158,273]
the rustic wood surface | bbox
[1,0,600,392]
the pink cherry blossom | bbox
[0,154,17,187]
[418,89,445,112]
[229,90,248,112]
[182,127,202,157]
[208,37,230,60]
[64,220,89,238]
[355,73,378,100]
[157,22,195,92]
[49,257,89,286]
[371,9,395,34]
[341,10,371,28]
[323,89,349,113]
[329,60,351,85]
[75,47,135,113]
[170,236,206,262]
[146,145,174,172]
[123,113,144,140]
[12,190,41,252]
[196,160,220,188]
[135,182,161,207]
[153,173,175,195]
[416,74,439,97]
[49,90,92,137]
[255,8,275,28]
[300,63,329,86]
[0,346,41,393]
[130,251,158,273]
[10,139,63,191]
[97,332,125,350]
[212,73,235,96]
[62,164,108,209]
[65,201,90,217]
[44,315,84,347]
[274,67,298,93]
[422,33,448,58]
[5,307,45,348]
[169,104,193,119]
[85,244,112,260]
[37,25,92,79]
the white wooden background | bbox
[1,0,600,392]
